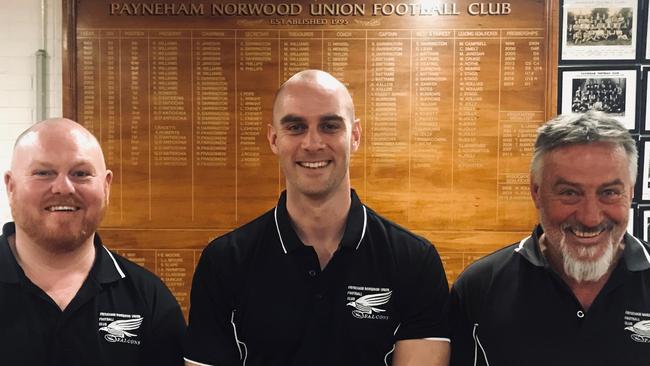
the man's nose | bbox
[51,174,75,195]
[301,128,324,151]
[575,195,604,228]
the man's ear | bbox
[351,118,361,152]
[104,170,113,204]
[267,123,279,154]
[530,172,541,209]
[4,171,14,199]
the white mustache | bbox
[560,220,613,235]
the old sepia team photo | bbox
[561,0,638,60]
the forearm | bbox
[393,339,450,366]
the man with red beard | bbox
[1,118,185,365]
[449,111,650,365]
[185,70,450,366]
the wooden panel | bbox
[63,0,558,316]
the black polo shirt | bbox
[0,222,186,366]
[449,225,650,366]
[185,190,449,366]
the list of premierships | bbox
[77,27,547,311]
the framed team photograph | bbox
[558,66,639,130]
[560,0,640,62]
[639,138,650,202]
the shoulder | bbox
[452,243,520,295]
[194,209,275,283]
[364,206,435,254]
[201,209,274,264]
[102,250,185,329]
[362,207,444,284]
[110,251,178,304]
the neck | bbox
[286,185,351,269]
[10,229,96,310]
[561,274,610,311]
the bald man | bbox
[1,118,185,365]
[185,70,450,366]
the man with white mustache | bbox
[449,111,650,365]
[185,70,450,366]
[0,118,185,365]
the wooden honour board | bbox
[63,0,559,315]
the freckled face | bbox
[5,126,112,253]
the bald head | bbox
[273,70,355,124]
[11,118,106,171]
[5,118,112,253]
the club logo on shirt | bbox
[98,312,143,345]
[346,285,392,320]
[624,310,650,343]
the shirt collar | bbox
[514,225,548,267]
[94,235,127,283]
[0,222,21,283]
[273,189,368,254]
[0,222,126,284]
[516,224,650,271]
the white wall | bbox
[0,0,62,222]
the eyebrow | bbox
[279,113,345,125]
[28,160,95,170]
[279,114,305,125]
[320,114,345,123]
[554,178,625,187]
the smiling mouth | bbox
[46,205,80,212]
[298,161,330,169]
[570,228,606,238]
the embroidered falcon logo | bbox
[99,317,144,339]
[626,320,650,343]
[347,291,392,315]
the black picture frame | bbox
[559,0,641,63]
[629,203,637,236]
[558,65,640,131]
[642,0,650,61]
[637,204,650,241]
[637,138,650,202]
[641,67,650,133]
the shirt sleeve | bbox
[146,293,187,366]
[184,244,242,366]
[448,271,490,366]
[394,242,450,341]
[448,282,481,366]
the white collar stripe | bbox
[103,246,126,279]
[514,235,531,253]
[275,204,367,253]
[274,206,288,254]
[355,206,368,250]
[631,236,650,265]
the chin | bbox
[560,234,618,283]
[294,181,336,197]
